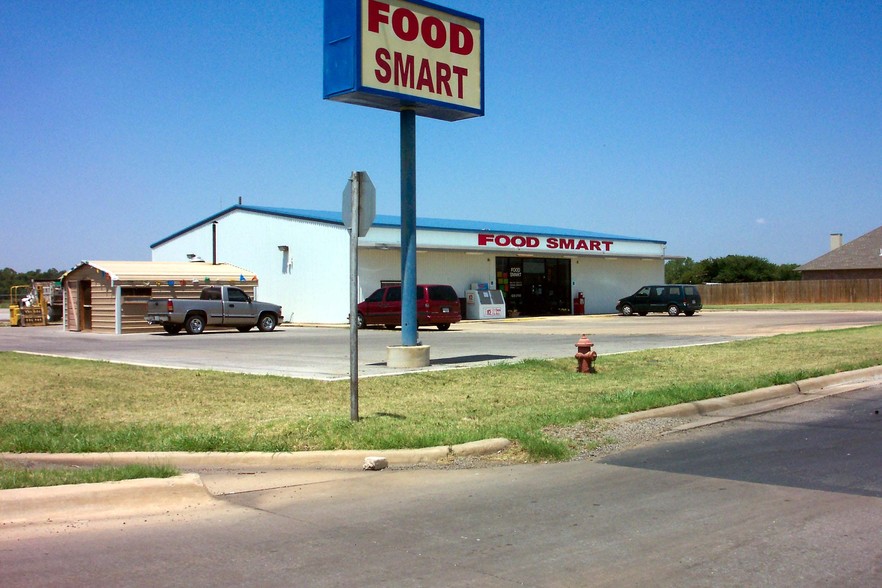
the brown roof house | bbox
[62,261,258,334]
[799,227,882,280]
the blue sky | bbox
[2,0,880,271]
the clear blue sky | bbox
[2,0,880,271]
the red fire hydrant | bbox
[574,334,597,374]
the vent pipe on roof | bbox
[212,222,218,265]
[830,233,843,251]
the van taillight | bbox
[167,300,174,312]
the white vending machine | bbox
[465,289,506,320]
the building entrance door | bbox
[496,257,571,316]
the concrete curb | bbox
[0,439,511,526]
[1,438,512,471]
[0,473,211,526]
[612,365,882,423]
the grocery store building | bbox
[150,205,667,324]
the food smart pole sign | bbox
[324,0,484,121]
[324,0,482,354]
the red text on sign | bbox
[366,0,475,101]
[374,49,468,98]
[367,0,474,55]
[477,234,614,252]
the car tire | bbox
[257,313,277,332]
[437,323,450,331]
[163,324,182,335]
[185,314,206,335]
[684,310,695,317]
[620,304,634,316]
[667,304,680,316]
[356,312,366,329]
[384,324,397,330]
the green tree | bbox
[665,257,704,284]
[666,256,801,284]
[775,263,801,281]
[0,267,63,302]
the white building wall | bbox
[357,250,496,300]
[359,249,663,315]
[152,208,666,322]
[572,256,664,314]
[152,210,350,323]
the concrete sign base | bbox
[386,345,430,368]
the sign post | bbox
[343,171,376,421]
[324,0,483,360]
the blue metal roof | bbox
[151,204,665,248]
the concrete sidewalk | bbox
[3,366,882,527]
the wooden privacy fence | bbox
[697,279,882,305]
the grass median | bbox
[2,325,881,473]
[0,463,178,490]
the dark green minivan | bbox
[616,284,702,316]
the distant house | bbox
[799,227,882,280]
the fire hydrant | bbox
[574,334,597,374]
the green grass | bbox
[0,463,178,489]
[2,325,881,468]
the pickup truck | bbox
[145,286,283,335]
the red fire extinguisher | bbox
[574,292,586,315]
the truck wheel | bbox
[667,304,680,316]
[163,324,182,335]
[257,313,277,332]
[237,326,252,332]
[185,314,206,335]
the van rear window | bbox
[684,286,697,295]
[427,286,458,301]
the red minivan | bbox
[356,284,462,330]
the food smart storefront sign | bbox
[478,233,615,252]
[358,225,668,258]
[324,0,484,121]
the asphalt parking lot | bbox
[2,310,882,380]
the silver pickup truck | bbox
[145,286,283,335]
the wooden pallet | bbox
[19,306,47,327]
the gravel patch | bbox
[543,417,692,461]
[402,416,695,470]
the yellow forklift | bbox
[9,284,48,327]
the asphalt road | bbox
[2,310,882,379]
[3,384,880,586]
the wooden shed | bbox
[62,261,258,334]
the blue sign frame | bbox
[323,0,484,122]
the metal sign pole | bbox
[348,171,360,421]
[400,109,418,347]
